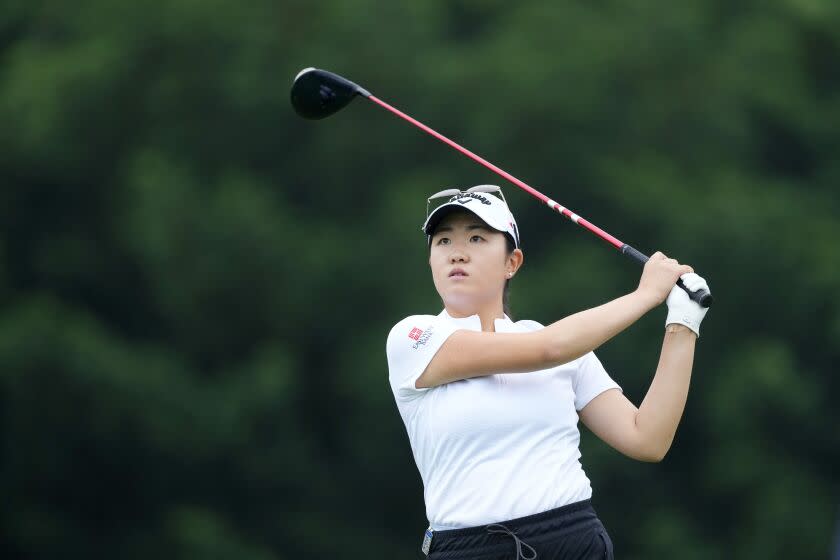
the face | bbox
[429,211,522,314]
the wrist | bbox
[665,305,703,337]
[665,323,696,336]
[634,287,662,311]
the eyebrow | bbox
[434,224,491,234]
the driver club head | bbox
[290,67,370,120]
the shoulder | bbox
[386,314,440,350]
[385,314,455,397]
[387,314,439,338]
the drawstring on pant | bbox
[485,523,538,559]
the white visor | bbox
[422,186,520,248]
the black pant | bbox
[425,499,614,560]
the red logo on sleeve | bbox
[408,327,423,341]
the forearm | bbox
[418,290,659,386]
[545,289,658,364]
[634,324,697,459]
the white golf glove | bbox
[665,272,711,337]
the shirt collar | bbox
[438,309,517,332]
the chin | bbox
[442,290,483,311]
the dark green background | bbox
[2,1,838,558]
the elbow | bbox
[635,441,671,463]
[629,418,674,462]
[639,450,666,463]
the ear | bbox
[507,248,524,275]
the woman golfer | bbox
[386,186,711,560]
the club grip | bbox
[677,278,714,307]
[621,244,713,308]
[621,244,649,265]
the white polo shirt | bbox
[386,309,621,530]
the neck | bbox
[445,301,505,332]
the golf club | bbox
[290,67,712,307]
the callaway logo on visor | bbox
[450,193,492,206]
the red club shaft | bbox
[358,90,710,308]
[366,94,624,250]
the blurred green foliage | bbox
[1,0,839,558]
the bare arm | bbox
[579,323,697,462]
[416,251,691,390]
[416,289,659,389]
[415,252,691,389]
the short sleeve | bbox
[572,352,622,411]
[386,315,460,401]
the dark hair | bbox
[502,233,516,319]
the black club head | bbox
[290,67,369,120]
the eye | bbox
[470,235,484,243]
[436,237,451,245]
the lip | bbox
[448,268,469,278]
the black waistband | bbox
[429,499,601,556]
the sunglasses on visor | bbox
[424,185,508,223]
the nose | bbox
[449,250,468,263]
